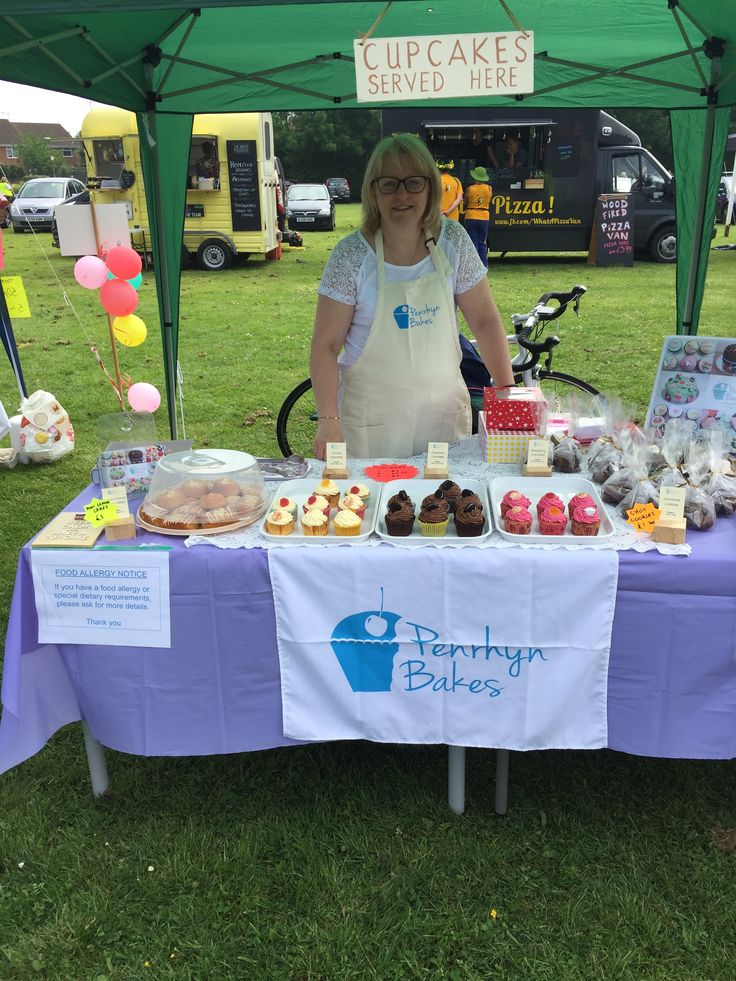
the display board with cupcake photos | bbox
[644,336,736,455]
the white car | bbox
[10,176,87,233]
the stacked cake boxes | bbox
[479,387,549,463]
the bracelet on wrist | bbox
[318,415,340,420]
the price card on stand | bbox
[102,486,130,517]
[324,442,348,479]
[522,437,552,476]
[424,441,449,478]
[658,486,686,522]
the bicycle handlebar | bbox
[511,285,585,373]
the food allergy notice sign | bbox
[30,550,171,648]
[226,140,261,232]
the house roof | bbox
[0,119,75,144]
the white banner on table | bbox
[31,549,171,648]
[269,546,618,749]
[354,31,534,102]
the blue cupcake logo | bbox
[393,304,410,329]
[331,588,401,692]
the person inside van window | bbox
[196,141,220,180]
[309,133,513,460]
[488,136,528,171]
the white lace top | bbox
[318,218,487,365]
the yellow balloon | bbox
[112,314,147,347]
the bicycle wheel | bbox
[536,371,600,412]
[276,378,317,457]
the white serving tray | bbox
[259,478,379,543]
[375,478,492,543]
[489,475,615,544]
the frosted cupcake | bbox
[417,500,449,537]
[571,505,600,536]
[567,491,596,518]
[314,478,340,508]
[303,494,331,516]
[501,490,531,516]
[536,492,564,518]
[265,508,295,535]
[539,505,568,535]
[337,493,366,518]
[504,505,532,535]
[273,495,297,516]
[333,509,362,536]
[348,483,371,502]
[301,509,328,536]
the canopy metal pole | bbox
[144,66,179,439]
[682,49,721,336]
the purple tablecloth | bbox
[2,487,736,775]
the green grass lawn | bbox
[1,213,735,979]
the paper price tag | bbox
[658,486,686,522]
[101,486,130,517]
[325,442,347,470]
[84,497,118,526]
[625,502,660,533]
[427,442,449,471]
[0,276,31,318]
[526,438,550,468]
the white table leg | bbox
[82,722,110,797]
[448,745,465,814]
[495,749,509,815]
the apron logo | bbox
[330,590,544,696]
[393,303,440,330]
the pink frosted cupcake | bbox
[567,492,596,519]
[539,505,568,535]
[536,492,564,518]
[504,505,533,535]
[337,493,366,519]
[571,504,600,536]
[501,490,532,517]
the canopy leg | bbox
[448,745,465,814]
[82,721,109,797]
[495,749,509,815]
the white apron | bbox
[340,230,471,458]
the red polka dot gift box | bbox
[482,386,548,433]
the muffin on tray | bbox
[455,501,486,537]
[436,479,462,513]
[333,509,363,537]
[539,505,568,535]
[418,500,449,537]
[503,505,532,535]
[501,490,531,517]
[265,508,295,535]
[571,504,600,536]
[385,498,415,536]
[301,509,329,536]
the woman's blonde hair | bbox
[361,133,442,240]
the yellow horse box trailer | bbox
[81,108,280,270]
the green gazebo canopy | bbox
[0,0,733,435]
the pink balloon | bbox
[127,382,161,413]
[74,255,108,289]
[106,245,142,281]
[100,278,139,317]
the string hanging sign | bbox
[354,31,534,102]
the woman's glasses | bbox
[374,176,429,194]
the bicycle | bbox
[276,284,600,458]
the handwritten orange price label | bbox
[625,502,660,533]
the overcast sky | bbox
[0,81,110,136]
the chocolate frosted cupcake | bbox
[388,489,415,512]
[421,490,450,515]
[418,500,449,537]
[455,501,486,537]
[436,479,462,513]
[385,498,415,536]
[459,488,483,509]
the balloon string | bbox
[90,345,131,410]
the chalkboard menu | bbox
[591,193,634,267]
[226,140,261,232]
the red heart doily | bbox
[364,464,419,483]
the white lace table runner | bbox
[186,439,691,556]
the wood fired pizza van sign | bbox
[354,32,535,102]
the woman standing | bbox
[464,166,492,268]
[309,134,513,460]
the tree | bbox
[17,133,57,177]
[273,109,380,194]
[605,109,673,171]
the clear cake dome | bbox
[138,449,267,533]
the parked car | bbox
[0,193,10,228]
[717,174,734,222]
[9,176,87,233]
[326,177,351,202]
[286,183,335,231]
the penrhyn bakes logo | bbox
[330,591,546,697]
[393,302,440,330]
